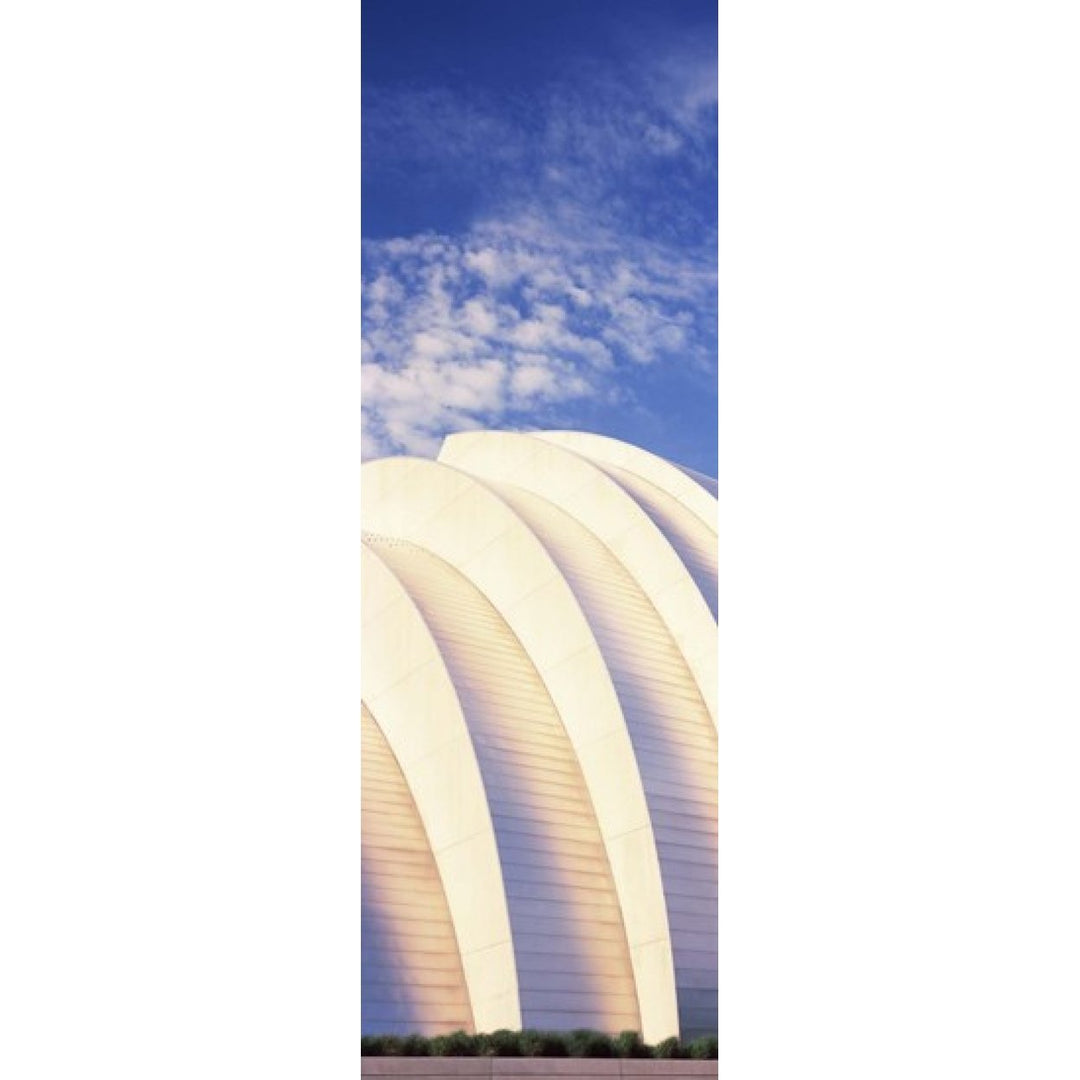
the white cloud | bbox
[411,331,453,361]
[460,297,498,336]
[510,363,557,398]
[360,28,717,461]
[464,248,501,282]
[510,317,553,350]
[361,215,715,459]
[642,124,683,154]
[364,35,717,243]
[365,274,403,306]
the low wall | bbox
[361,1059,717,1079]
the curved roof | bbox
[362,430,717,1042]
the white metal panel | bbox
[361,704,473,1035]
[368,537,640,1036]
[483,482,718,1041]
[361,435,718,1041]
[533,430,718,535]
[580,459,718,621]
[438,431,717,728]
[362,545,520,1033]
[362,456,679,1042]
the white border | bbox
[1,3,363,1075]
[719,2,1080,1076]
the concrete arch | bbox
[361,702,473,1035]
[472,480,718,1039]
[534,430,718,535]
[362,457,680,1042]
[438,430,718,729]
[362,545,520,1033]
[581,459,719,621]
[367,536,640,1034]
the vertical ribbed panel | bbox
[533,431,718,534]
[367,538,641,1035]
[675,463,719,498]
[361,431,718,1041]
[361,704,473,1035]
[483,483,718,1040]
[588,461,719,620]
[362,543,521,1034]
[436,431,718,731]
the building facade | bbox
[361,431,717,1043]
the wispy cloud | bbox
[363,39,716,236]
[362,86,532,180]
[362,38,716,459]
[362,216,715,458]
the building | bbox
[361,430,717,1043]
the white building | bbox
[361,431,717,1042]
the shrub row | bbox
[361,1029,718,1060]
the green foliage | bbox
[519,1029,570,1057]
[567,1028,616,1057]
[429,1030,480,1056]
[361,1034,406,1056]
[686,1035,718,1060]
[481,1029,524,1056]
[360,1035,386,1056]
[399,1033,429,1056]
[614,1030,652,1058]
[361,1027,715,1059]
[654,1035,686,1059]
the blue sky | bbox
[361,0,717,474]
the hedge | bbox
[361,1029,717,1060]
